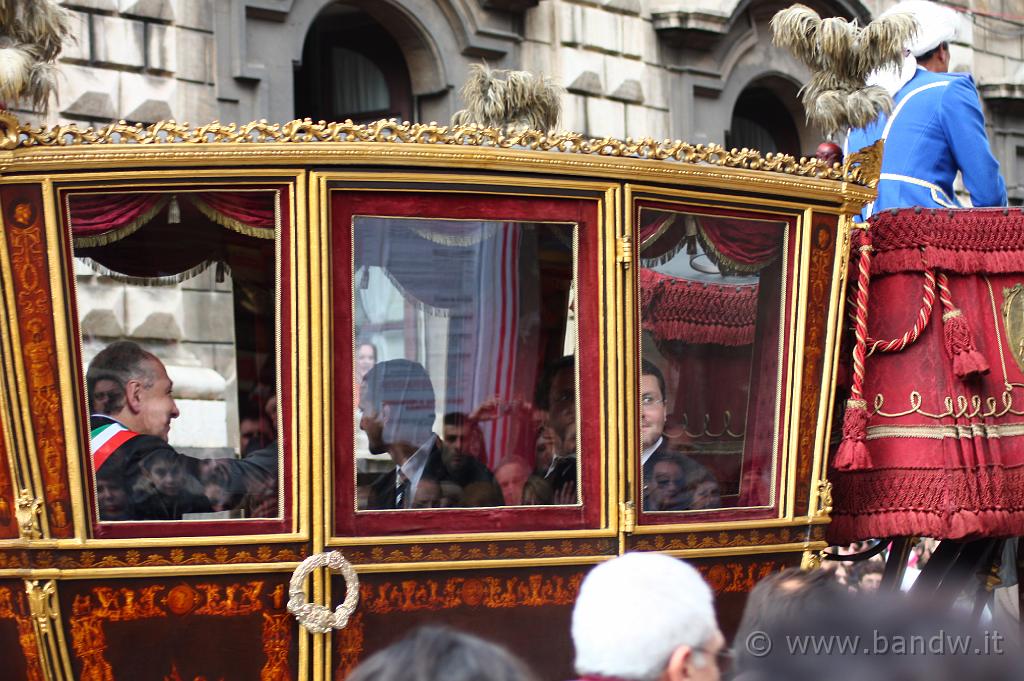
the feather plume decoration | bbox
[0,0,71,112]
[451,63,563,136]
[771,4,918,136]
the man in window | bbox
[359,359,459,509]
[88,340,276,520]
[640,360,719,511]
[87,341,194,520]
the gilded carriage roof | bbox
[0,112,881,191]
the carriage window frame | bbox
[326,181,612,539]
[58,178,299,541]
[630,196,801,527]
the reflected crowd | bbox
[343,551,1022,681]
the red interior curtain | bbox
[696,216,784,274]
[639,267,758,346]
[68,193,168,247]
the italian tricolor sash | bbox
[90,421,140,472]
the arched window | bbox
[726,85,801,156]
[294,3,413,124]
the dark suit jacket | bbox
[366,436,450,510]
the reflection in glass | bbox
[638,207,786,512]
[353,217,577,510]
[69,189,282,522]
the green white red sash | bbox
[91,421,139,472]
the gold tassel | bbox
[167,194,180,224]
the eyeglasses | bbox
[640,394,664,408]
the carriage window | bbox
[67,188,283,526]
[353,216,577,510]
[637,206,787,515]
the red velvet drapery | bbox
[639,267,758,346]
[829,208,1024,544]
[67,190,277,248]
[638,210,785,274]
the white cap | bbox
[867,1,960,95]
[881,0,960,57]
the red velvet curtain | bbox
[638,209,784,274]
[68,190,277,248]
[639,267,758,346]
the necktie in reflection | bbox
[395,470,410,509]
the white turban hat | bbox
[867,0,962,95]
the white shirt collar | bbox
[397,435,435,508]
[641,436,663,467]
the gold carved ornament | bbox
[16,490,42,540]
[1003,283,1024,375]
[287,551,359,634]
[0,116,870,184]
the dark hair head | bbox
[534,355,574,410]
[640,359,666,401]
[346,625,539,681]
[361,359,436,424]
[735,567,848,673]
[443,412,469,428]
[141,449,178,471]
[87,341,159,414]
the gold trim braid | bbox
[0,117,871,185]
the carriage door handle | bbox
[287,551,360,634]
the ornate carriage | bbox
[0,110,877,680]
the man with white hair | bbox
[846,0,1006,217]
[571,552,728,681]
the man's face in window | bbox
[547,366,576,440]
[640,373,666,448]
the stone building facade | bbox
[24,0,1024,452]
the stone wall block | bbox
[76,281,126,339]
[120,72,176,122]
[524,0,554,44]
[582,7,621,53]
[605,55,644,98]
[168,397,228,448]
[61,11,91,62]
[626,104,667,141]
[125,287,184,340]
[147,23,177,73]
[558,3,584,46]
[560,47,605,94]
[57,63,118,120]
[600,0,641,15]
[174,27,214,83]
[182,290,236,343]
[561,92,588,132]
[171,0,214,31]
[621,15,648,60]
[92,15,146,68]
[586,97,625,138]
[176,80,218,124]
[119,0,173,21]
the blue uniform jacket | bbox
[846,68,1006,219]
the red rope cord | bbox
[849,230,872,407]
[865,270,936,355]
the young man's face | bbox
[96,478,131,520]
[640,373,666,448]
[146,459,184,497]
[547,366,576,439]
[650,460,686,510]
[136,359,180,441]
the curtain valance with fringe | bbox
[68,190,277,248]
[639,211,784,274]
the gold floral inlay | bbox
[0,116,882,186]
